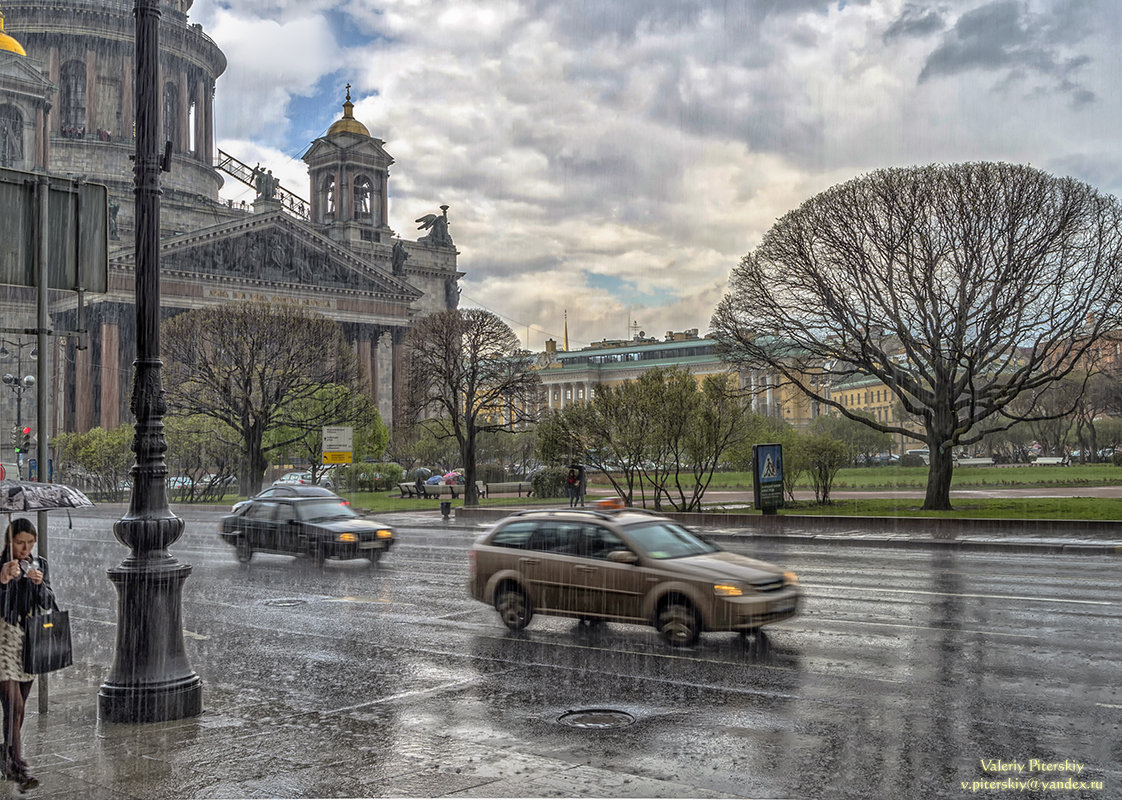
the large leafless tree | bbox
[404,309,542,505]
[163,302,367,494]
[712,163,1122,509]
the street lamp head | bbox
[20,375,34,389]
[0,346,7,360]
[29,349,37,361]
[1,374,13,386]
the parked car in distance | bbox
[231,484,341,514]
[219,496,393,565]
[469,506,800,647]
[274,471,335,489]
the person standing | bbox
[566,468,579,507]
[0,518,53,789]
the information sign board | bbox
[752,443,784,512]
[322,426,354,465]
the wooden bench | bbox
[484,481,534,497]
[1031,456,1067,465]
[956,457,994,467]
[399,482,423,498]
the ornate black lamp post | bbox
[98,0,202,722]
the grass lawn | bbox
[745,497,1122,521]
[609,464,1122,491]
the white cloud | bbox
[191,0,1122,350]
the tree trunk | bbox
[461,433,479,505]
[922,447,954,510]
[241,424,268,498]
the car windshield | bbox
[295,500,357,521]
[624,522,720,559]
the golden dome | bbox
[0,11,27,56]
[327,85,369,137]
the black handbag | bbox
[22,604,73,674]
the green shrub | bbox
[899,454,926,468]
[531,466,569,498]
[338,462,404,492]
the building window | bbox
[0,105,22,167]
[60,60,86,135]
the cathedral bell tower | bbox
[302,86,394,248]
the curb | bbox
[449,507,1122,556]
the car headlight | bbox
[376,529,393,539]
[713,583,744,597]
[338,533,358,543]
[783,571,798,586]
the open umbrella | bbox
[0,481,94,513]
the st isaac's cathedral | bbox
[0,0,460,433]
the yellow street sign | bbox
[322,452,352,464]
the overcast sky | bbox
[191,0,1122,351]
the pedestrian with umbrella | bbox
[0,517,52,789]
[0,480,91,790]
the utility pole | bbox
[98,0,202,723]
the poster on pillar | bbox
[0,167,109,293]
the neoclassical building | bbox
[0,0,460,437]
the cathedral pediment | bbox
[112,212,421,301]
[0,52,54,98]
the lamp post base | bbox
[98,560,203,723]
[98,675,202,724]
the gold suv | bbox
[468,507,800,646]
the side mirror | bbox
[607,550,638,564]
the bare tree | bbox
[403,309,542,505]
[713,163,1122,509]
[163,302,367,494]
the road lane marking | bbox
[803,583,1115,606]
[323,677,484,714]
[1096,703,1122,710]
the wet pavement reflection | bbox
[16,507,1121,798]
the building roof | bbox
[326,88,370,138]
[0,11,26,56]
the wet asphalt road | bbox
[33,507,1122,799]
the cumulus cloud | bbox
[191,0,1122,350]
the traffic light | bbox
[17,426,30,455]
[8,426,17,454]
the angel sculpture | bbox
[415,205,454,247]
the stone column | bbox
[36,107,47,169]
[356,334,373,393]
[100,320,121,430]
[379,170,389,227]
[204,80,214,164]
[375,330,393,426]
[74,342,93,434]
[123,56,134,139]
[391,328,409,428]
[48,47,59,134]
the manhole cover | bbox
[263,598,307,607]
[558,709,635,729]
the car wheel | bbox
[658,600,700,647]
[235,538,253,564]
[578,616,603,627]
[367,550,384,563]
[494,587,532,631]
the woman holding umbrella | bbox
[0,517,53,789]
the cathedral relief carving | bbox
[151,223,420,299]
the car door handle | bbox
[574,565,597,573]
[519,558,540,565]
